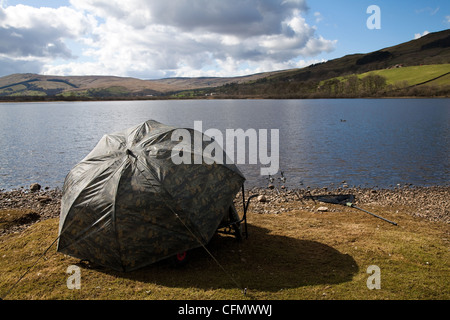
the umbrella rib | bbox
[133,154,245,293]
[133,155,206,242]
[58,156,130,273]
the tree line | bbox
[199,74,449,99]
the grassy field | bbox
[359,64,450,87]
[1,197,448,300]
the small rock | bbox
[317,206,328,212]
[37,196,52,203]
[257,195,267,203]
[268,184,274,189]
[30,183,41,192]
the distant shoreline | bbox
[1,95,449,103]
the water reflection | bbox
[0,99,448,190]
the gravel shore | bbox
[0,187,62,235]
[1,184,448,236]
[242,185,449,224]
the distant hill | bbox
[0,71,283,100]
[0,73,193,98]
[191,29,450,99]
[0,74,168,98]
[270,29,450,81]
[0,29,449,100]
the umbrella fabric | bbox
[57,120,245,272]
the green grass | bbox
[60,86,131,98]
[0,84,27,95]
[423,72,450,86]
[360,64,450,86]
[1,201,448,300]
[10,90,47,97]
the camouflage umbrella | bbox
[57,120,245,272]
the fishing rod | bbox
[345,201,398,226]
[304,194,398,226]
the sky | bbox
[0,0,449,79]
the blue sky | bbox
[0,0,449,79]
[307,0,449,60]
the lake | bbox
[0,99,448,191]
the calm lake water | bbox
[0,99,448,191]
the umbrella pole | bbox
[242,184,248,239]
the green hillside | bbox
[310,64,450,98]
[425,73,450,86]
[361,64,450,86]
[191,29,450,99]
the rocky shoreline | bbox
[242,185,449,224]
[0,184,448,236]
[0,186,62,236]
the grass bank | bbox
[0,187,448,300]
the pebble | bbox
[37,196,52,203]
[237,185,449,223]
[30,183,41,192]
[257,195,267,203]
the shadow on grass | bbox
[80,224,358,292]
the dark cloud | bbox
[0,56,42,77]
[150,1,267,35]
[74,0,308,36]
[0,26,73,58]
[130,0,308,37]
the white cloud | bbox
[1,0,337,78]
[314,12,323,23]
[0,3,96,74]
[415,7,440,16]
[414,30,430,40]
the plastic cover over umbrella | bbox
[57,120,245,272]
